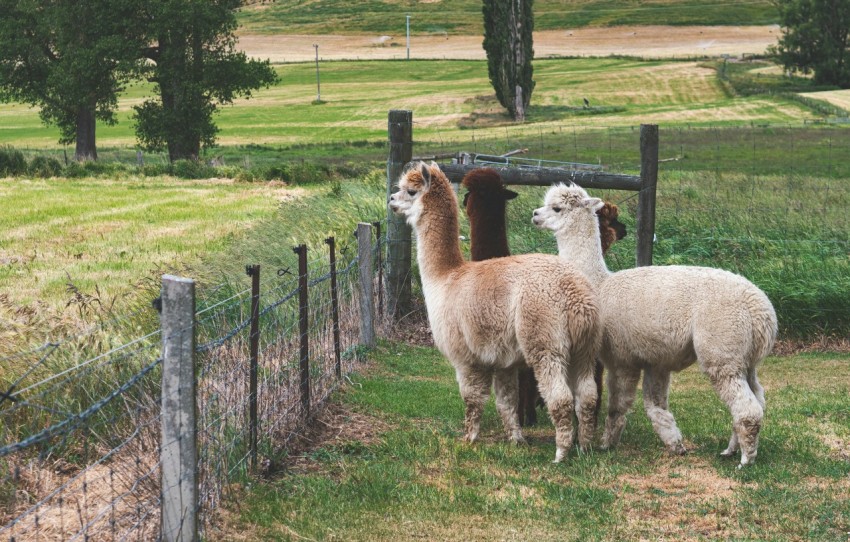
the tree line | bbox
[0,0,276,162]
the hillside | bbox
[236,0,779,35]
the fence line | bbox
[1,224,386,540]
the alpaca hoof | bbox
[510,436,528,446]
[720,448,736,458]
[668,442,687,456]
[553,447,567,463]
[462,433,479,444]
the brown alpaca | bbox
[390,162,601,462]
[462,169,627,427]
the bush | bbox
[0,146,27,176]
[171,159,216,179]
[28,156,64,178]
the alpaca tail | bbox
[747,290,778,368]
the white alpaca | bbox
[389,163,601,462]
[533,183,777,467]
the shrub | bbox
[170,159,216,179]
[28,156,64,178]
[0,146,27,176]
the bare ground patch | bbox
[238,26,779,63]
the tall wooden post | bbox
[245,265,260,471]
[160,275,198,542]
[386,110,413,319]
[637,124,659,267]
[293,245,310,416]
[356,223,376,348]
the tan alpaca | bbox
[533,183,777,467]
[389,162,601,462]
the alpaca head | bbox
[532,183,603,234]
[389,161,451,227]
[461,168,518,216]
[597,202,628,254]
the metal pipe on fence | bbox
[356,223,376,348]
[245,265,260,470]
[325,237,342,379]
[637,124,659,267]
[293,245,310,415]
[439,163,641,191]
[159,275,198,542]
[386,110,413,319]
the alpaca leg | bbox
[709,374,764,467]
[593,360,604,421]
[517,368,538,427]
[642,368,686,455]
[456,365,493,443]
[602,366,641,450]
[572,366,599,451]
[493,367,525,444]
[529,353,575,463]
[722,368,766,458]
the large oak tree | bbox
[772,0,850,88]
[0,0,145,160]
[135,0,277,162]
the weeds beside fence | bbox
[1,224,384,540]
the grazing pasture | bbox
[221,342,850,541]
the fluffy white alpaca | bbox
[390,163,601,462]
[533,183,777,467]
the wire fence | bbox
[1,224,385,540]
[413,123,850,337]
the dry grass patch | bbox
[612,457,744,541]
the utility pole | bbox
[406,15,411,60]
[313,44,321,102]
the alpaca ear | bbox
[504,189,518,200]
[583,197,604,211]
[419,162,432,189]
[462,192,470,207]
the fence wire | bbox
[2,227,379,540]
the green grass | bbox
[222,341,850,540]
[0,58,824,155]
[236,0,779,35]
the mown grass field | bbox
[221,342,850,541]
[236,0,779,35]
[0,58,821,153]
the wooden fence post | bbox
[293,245,310,416]
[160,275,198,542]
[386,110,413,319]
[637,124,659,267]
[356,223,376,348]
[325,237,342,379]
[245,265,260,471]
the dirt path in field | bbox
[238,25,779,63]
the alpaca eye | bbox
[407,190,417,196]
[552,207,562,213]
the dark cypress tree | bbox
[482,0,535,121]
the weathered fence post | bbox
[325,237,342,379]
[245,265,260,471]
[637,124,659,267]
[160,275,198,542]
[293,245,310,416]
[372,221,383,318]
[386,110,413,320]
[356,223,376,348]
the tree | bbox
[772,0,850,88]
[136,0,278,162]
[0,0,144,160]
[482,0,535,121]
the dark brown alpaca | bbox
[462,168,626,426]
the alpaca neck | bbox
[469,206,510,260]
[556,218,610,286]
[416,186,465,279]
